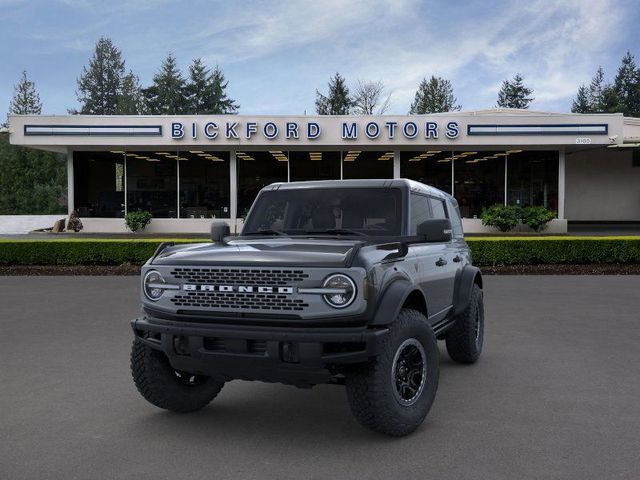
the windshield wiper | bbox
[243,229,288,236]
[304,228,367,237]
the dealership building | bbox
[8,109,640,233]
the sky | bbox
[1,0,639,117]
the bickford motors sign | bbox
[13,114,616,147]
[170,119,461,141]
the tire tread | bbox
[131,339,224,413]
[445,284,483,364]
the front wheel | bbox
[345,309,439,437]
[131,338,225,413]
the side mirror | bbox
[416,219,452,243]
[210,221,230,244]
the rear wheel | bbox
[131,338,225,413]
[445,283,484,364]
[345,309,439,437]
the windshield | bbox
[242,187,403,237]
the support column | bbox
[230,150,238,231]
[286,151,291,182]
[558,148,566,220]
[393,150,401,178]
[66,149,74,216]
[176,158,180,219]
[123,154,127,216]
[504,154,508,205]
[451,152,455,195]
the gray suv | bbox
[130,179,484,436]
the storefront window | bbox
[401,151,452,193]
[343,150,394,179]
[289,151,340,181]
[237,151,288,217]
[178,150,230,218]
[507,150,558,212]
[454,151,505,218]
[126,151,177,218]
[73,151,125,217]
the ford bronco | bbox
[130,179,484,436]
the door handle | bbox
[453,255,462,263]
[435,257,447,267]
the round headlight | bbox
[143,270,165,301]
[322,274,356,308]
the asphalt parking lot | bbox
[2,276,640,480]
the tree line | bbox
[570,52,640,116]
[2,37,640,216]
[72,37,239,115]
[314,71,534,115]
[5,36,640,118]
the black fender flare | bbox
[369,279,427,326]
[453,265,483,317]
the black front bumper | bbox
[131,317,389,386]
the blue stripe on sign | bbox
[24,125,163,136]
[467,124,608,136]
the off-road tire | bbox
[131,338,224,413]
[345,309,439,437]
[445,284,484,364]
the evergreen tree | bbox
[579,66,622,113]
[143,53,187,115]
[185,59,239,114]
[0,134,66,214]
[75,37,125,114]
[496,73,534,109]
[8,70,42,116]
[599,84,623,113]
[315,73,352,115]
[208,65,239,114]
[613,51,640,117]
[588,66,607,111]
[116,71,144,115]
[409,76,460,114]
[571,85,591,113]
[185,58,209,114]
[3,72,64,214]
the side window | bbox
[429,197,447,220]
[409,193,431,235]
[447,199,464,238]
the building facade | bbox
[9,109,640,233]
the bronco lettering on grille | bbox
[182,284,295,294]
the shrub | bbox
[0,237,639,267]
[521,206,556,232]
[125,211,152,232]
[466,237,640,266]
[66,210,83,232]
[481,204,521,232]
[0,239,200,265]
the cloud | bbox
[1,0,636,115]
[188,0,417,63]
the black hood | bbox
[152,238,363,267]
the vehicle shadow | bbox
[127,347,458,444]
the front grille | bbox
[170,267,309,286]
[171,292,309,311]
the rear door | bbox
[427,196,458,316]
[408,193,451,321]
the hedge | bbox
[0,237,639,266]
[0,239,202,266]
[466,237,640,266]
